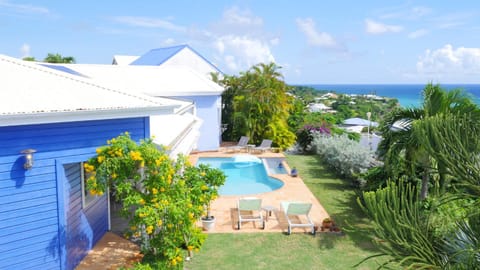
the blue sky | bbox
[1,0,480,84]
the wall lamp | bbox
[21,149,36,170]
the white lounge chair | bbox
[281,201,315,235]
[237,197,265,230]
[226,136,249,152]
[253,139,272,153]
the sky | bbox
[1,0,480,84]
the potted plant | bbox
[201,202,216,231]
[197,164,226,231]
[321,217,333,231]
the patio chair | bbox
[226,136,249,152]
[280,201,315,235]
[237,197,265,230]
[253,139,272,153]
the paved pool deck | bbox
[189,149,330,234]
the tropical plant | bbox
[377,83,477,199]
[43,53,76,63]
[358,180,444,269]
[84,133,225,269]
[217,62,296,149]
[296,124,331,153]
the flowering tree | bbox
[296,124,331,153]
[85,133,225,269]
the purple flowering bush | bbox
[296,124,331,153]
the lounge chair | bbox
[226,136,249,152]
[237,197,265,230]
[280,201,315,235]
[253,139,272,153]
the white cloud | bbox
[296,18,338,49]
[111,16,186,32]
[0,0,49,15]
[222,6,262,27]
[416,44,480,75]
[365,19,403,34]
[214,35,275,71]
[408,29,428,39]
[207,7,276,73]
[163,38,175,45]
[20,43,30,58]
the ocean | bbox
[304,84,480,107]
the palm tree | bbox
[377,83,477,199]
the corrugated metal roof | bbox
[130,45,187,66]
[61,64,224,96]
[343,117,379,127]
[0,55,182,126]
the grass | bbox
[186,154,387,270]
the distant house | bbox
[307,103,332,112]
[0,55,187,270]
[341,117,379,133]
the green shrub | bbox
[312,134,374,183]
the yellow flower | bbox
[187,245,194,251]
[138,198,145,205]
[212,194,218,200]
[111,173,117,179]
[171,259,177,266]
[96,148,102,154]
[160,187,165,192]
[129,151,143,161]
[89,190,96,196]
[201,185,208,191]
[176,256,182,262]
[140,160,145,168]
[200,171,206,176]
[157,220,163,226]
[146,225,154,234]
[188,212,194,219]
[167,223,173,229]
[155,159,162,166]
[97,155,105,163]
[152,188,158,195]
[116,150,123,157]
[187,203,193,208]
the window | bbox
[80,162,99,208]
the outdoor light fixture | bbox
[21,149,36,170]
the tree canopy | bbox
[215,62,296,149]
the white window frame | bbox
[80,162,99,208]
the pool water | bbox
[196,156,285,196]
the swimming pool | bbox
[196,155,285,196]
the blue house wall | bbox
[175,95,221,151]
[0,117,149,270]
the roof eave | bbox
[0,106,178,127]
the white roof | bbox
[58,64,224,96]
[0,55,183,127]
[112,55,139,65]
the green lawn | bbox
[186,154,385,270]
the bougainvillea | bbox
[296,123,331,153]
[85,133,225,269]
